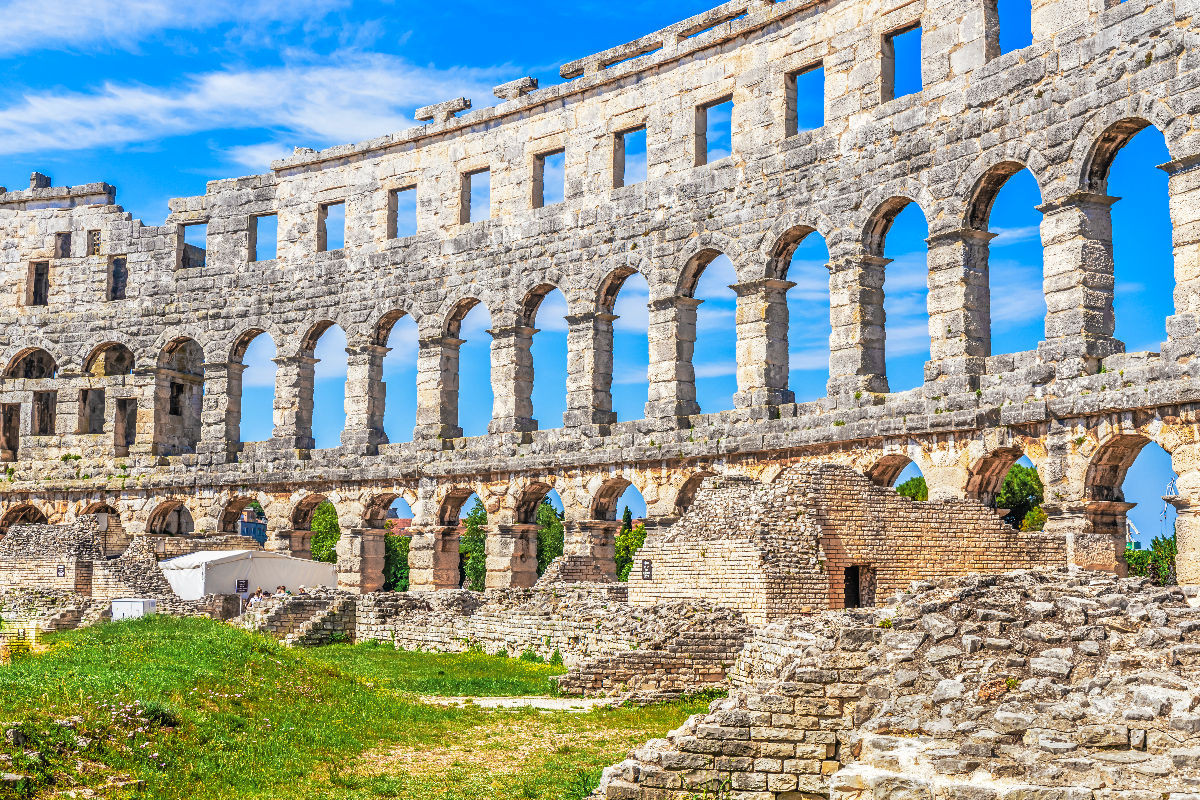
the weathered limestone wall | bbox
[0,0,1197,593]
[629,464,1067,622]
[595,570,1200,799]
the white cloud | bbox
[0,54,513,160]
[991,224,1042,247]
[532,290,569,333]
[614,290,650,332]
[613,365,649,385]
[694,361,736,379]
[789,349,829,371]
[0,0,347,55]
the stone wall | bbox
[0,519,100,595]
[594,570,1200,798]
[0,0,1196,593]
[629,464,1067,622]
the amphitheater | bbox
[3,0,1200,795]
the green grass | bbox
[0,616,708,800]
[304,641,566,697]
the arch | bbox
[0,504,48,535]
[81,501,120,517]
[155,337,204,456]
[677,247,729,299]
[291,494,330,531]
[306,322,348,449]
[1086,433,1155,502]
[230,328,269,363]
[514,481,554,525]
[218,495,263,534]
[863,196,920,257]
[231,330,277,445]
[598,265,644,314]
[674,470,717,516]
[523,284,570,428]
[519,282,568,328]
[1083,117,1156,195]
[5,348,58,379]
[953,140,1052,224]
[965,161,1039,231]
[444,297,487,338]
[766,224,825,282]
[364,492,402,528]
[965,446,1025,504]
[146,501,195,536]
[866,454,913,488]
[157,337,204,374]
[300,319,340,355]
[438,486,479,525]
[373,309,414,347]
[83,342,136,377]
[591,477,633,521]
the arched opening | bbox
[595,481,648,582]
[84,343,135,376]
[524,286,569,430]
[0,504,48,536]
[233,331,277,444]
[515,484,563,577]
[377,312,418,444]
[1087,434,1177,578]
[869,455,926,499]
[867,199,930,392]
[5,348,57,379]
[1103,125,1174,351]
[83,502,128,556]
[775,229,832,402]
[447,491,487,591]
[995,456,1045,530]
[147,501,194,536]
[155,338,203,456]
[601,269,651,422]
[447,301,493,438]
[218,496,268,544]
[681,251,739,413]
[968,164,1046,356]
[675,471,717,517]
[380,496,415,591]
[305,322,349,450]
[1122,441,1177,578]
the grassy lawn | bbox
[0,616,708,800]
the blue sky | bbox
[0,1,1177,538]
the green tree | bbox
[615,522,647,582]
[459,500,488,591]
[621,505,633,532]
[383,523,410,592]
[1126,532,1177,585]
[997,464,1044,530]
[895,476,928,501]
[309,502,340,564]
[535,500,565,576]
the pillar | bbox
[1038,192,1123,376]
[562,520,620,581]
[407,525,461,591]
[271,355,317,450]
[564,312,618,427]
[827,247,887,395]
[645,296,701,421]
[924,229,991,393]
[488,325,537,434]
[732,278,795,408]
[1169,442,1200,588]
[485,523,538,589]
[414,335,463,440]
[336,527,386,594]
[288,529,314,560]
[198,361,243,462]
[1163,154,1200,349]
[1042,500,1130,575]
[341,344,388,453]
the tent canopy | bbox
[160,550,336,600]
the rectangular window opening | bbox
[994,0,1033,55]
[695,96,733,167]
[317,202,345,252]
[32,391,56,436]
[87,230,101,256]
[250,214,278,262]
[883,24,923,102]
[388,187,418,239]
[787,63,825,136]
[29,262,50,306]
[115,398,136,453]
[169,382,185,417]
[533,150,566,209]
[614,126,648,188]
[0,404,19,461]
[54,232,72,259]
[461,169,491,224]
[108,257,128,301]
[79,389,105,435]
[180,223,207,269]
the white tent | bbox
[160,550,336,600]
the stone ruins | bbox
[0,0,1197,599]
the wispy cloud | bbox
[992,224,1042,247]
[0,54,514,161]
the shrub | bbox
[310,502,340,564]
[549,649,564,667]
[1126,533,1177,585]
[383,532,410,592]
[518,649,544,663]
[140,700,182,728]
[460,500,488,591]
[895,476,927,501]
[535,500,564,576]
[615,523,647,582]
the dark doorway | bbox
[1,405,19,461]
[115,399,136,456]
[844,566,861,608]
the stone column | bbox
[564,312,618,427]
[485,523,538,589]
[1163,154,1200,349]
[198,361,243,462]
[1040,502,1088,572]
[414,335,464,440]
[336,527,386,594]
[341,343,389,453]
[271,355,317,450]
[827,248,887,396]
[407,525,461,591]
[488,325,537,434]
[1038,192,1123,375]
[924,228,991,393]
[1169,442,1200,588]
[731,278,795,408]
[561,520,620,581]
[645,296,701,421]
[288,529,314,561]
[1082,500,1136,576]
